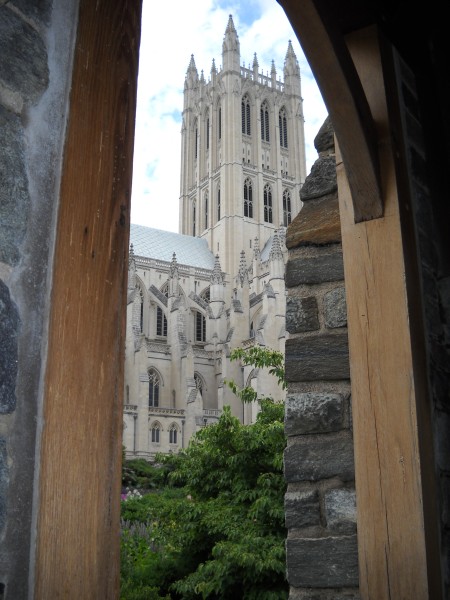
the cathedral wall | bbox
[0,1,79,595]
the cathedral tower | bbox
[179,15,307,279]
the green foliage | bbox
[121,347,288,599]
[224,346,286,404]
[122,456,174,490]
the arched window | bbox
[279,107,288,148]
[204,191,208,230]
[244,178,253,218]
[217,185,221,221]
[156,306,167,337]
[206,115,210,150]
[241,95,251,135]
[283,189,292,226]
[260,101,270,142]
[148,369,160,407]
[200,287,210,303]
[195,311,206,342]
[194,119,198,159]
[218,106,222,140]
[194,373,204,395]
[169,424,178,444]
[151,422,161,443]
[192,200,196,237]
[264,184,273,223]
[138,288,144,333]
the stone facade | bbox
[284,118,360,598]
[123,16,307,459]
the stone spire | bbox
[169,252,180,297]
[253,52,259,79]
[222,14,240,71]
[185,54,199,89]
[271,59,277,85]
[128,243,136,292]
[269,230,283,261]
[169,252,179,279]
[253,237,260,260]
[210,254,224,285]
[284,41,301,95]
[237,250,249,287]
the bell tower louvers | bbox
[179,15,307,279]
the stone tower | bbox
[179,15,307,281]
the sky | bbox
[130,0,328,233]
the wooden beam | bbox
[34,1,141,597]
[337,28,441,599]
[278,0,383,222]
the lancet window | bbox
[260,101,270,142]
[192,200,196,237]
[217,186,221,221]
[194,373,204,395]
[263,184,273,223]
[279,107,288,148]
[204,191,208,230]
[283,189,292,226]
[169,424,178,444]
[244,178,253,218]
[148,369,160,408]
[195,311,206,342]
[206,115,210,151]
[218,106,222,140]
[156,306,167,337]
[194,120,198,159]
[151,422,161,443]
[242,95,251,135]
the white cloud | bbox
[130,0,328,232]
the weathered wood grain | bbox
[35,1,141,597]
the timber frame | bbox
[30,0,448,598]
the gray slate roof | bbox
[130,223,215,270]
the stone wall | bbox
[283,118,359,599]
[0,1,78,596]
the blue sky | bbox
[131,0,328,232]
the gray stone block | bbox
[285,489,320,529]
[286,535,359,588]
[0,280,20,413]
[10,0,53,26]
[300,155,337,201]
[0,105,30,266]
[0,7,49,105]
[324,287,347,328]
[0,438,8,533]
[285,393,345,436]
[284,432,355,483]
[286,296,319,333]
[324,488,357,534]
[286,253,344,287]
[285,333,349,382]
[314,116,334,154]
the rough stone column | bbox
[0,2,78,597]
[283,117,360,599]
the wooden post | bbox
[337,27,441,599]
[34,1,141,597]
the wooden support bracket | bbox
[278,0,383,222]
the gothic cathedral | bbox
[123,15,307,458]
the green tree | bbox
[120,347,288,600]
